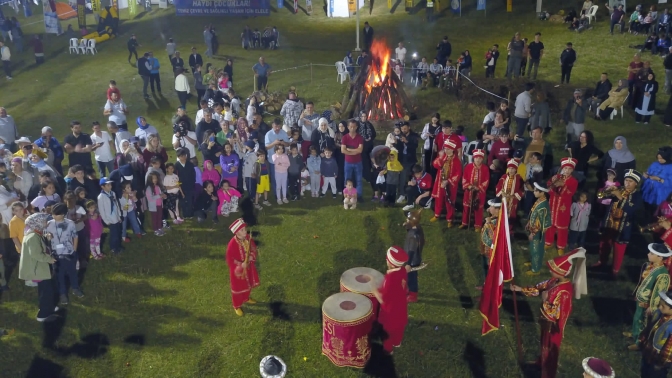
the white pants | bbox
[322,177,336,194]
[310,173,321,194]
[344,197,357,209]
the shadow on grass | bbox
[442,230,475,310]
[24,355,65,378]
[590,296,632,325]
[463,341,487,378]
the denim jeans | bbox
[108,222,122,252]
[344,161,363,198]
[56,254,80,295]
[268,162,277,198]
[245,177,257,199]
[568,230,586,248]
[122,210,142,238]
[514,116,529,137]
[97,160,115,177]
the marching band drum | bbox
[321,292,374,368]
[339,267,384,317]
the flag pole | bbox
[459,0,461,17]
[510,279,524,364]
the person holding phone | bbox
[90,121,115,176]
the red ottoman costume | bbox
[545,157,578,254]
[226,218,260,316]
[495,159,524,221]
[373,246,409,353]
[516,248,588,378]
[461,149,490,230]
[431,139,462,227]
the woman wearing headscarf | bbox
[642,146,672,217]
[635,72,658,124]
[602,136,636,183]
[344,51,355,76]
[420,113,441,175]
[26,153,59,182]
[18,213,59,323]
[118,139,145,172]
[597,79,630,120]
[310,117,335,156]
[134,116,159,150]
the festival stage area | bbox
[0,1,668,376]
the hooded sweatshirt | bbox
[386,149,403,186]
[202,160,221,185]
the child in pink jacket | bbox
[217,180,242,216]
[202,160,221,187]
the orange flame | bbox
[364,39,391,93]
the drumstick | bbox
[409,263,428,272]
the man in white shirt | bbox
[513,82,535,138]
[0,42,11,80]
[172,128,198,160]
[395,42,407,65]
[103,92,128,128]
[426,58,443,88]
[90,121,115,176]
[0,107,18,149]
[107,121,132,154]
[174,68,191,110]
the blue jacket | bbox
[307,155,321,175]
[34,136,64,159]
[149,57,160,74]
[320,157,337,178]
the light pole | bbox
[354,1,361,52]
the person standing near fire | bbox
[430,139,462,228]
[545,157,578,256]
[357,111,376,190]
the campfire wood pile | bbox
[340,40,414,121]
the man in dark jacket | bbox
[363,22,374,51]
[562,89,587,147]
[188,47,203,75]
[560,42,577,84]
[109,164,147,229]
[436,36,452,66]
[357,111,376,184]
[664,48,672,94]
[175,148,196,218]
[587,73,612,111]
[394,122,419,194]
[127,34,140,64]
[137,53,151,99]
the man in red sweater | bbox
[487,128,513,178]
[371,246,409,354]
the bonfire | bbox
[340,39,414,121]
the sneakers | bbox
[174,218,184,225]
[123,237,131,243]
[402,204,415,211]
[344,204,349,209]
[72,289,84,298]
[25,281,37,287]
[424,198,433,209]
[154,230,165,236]
[320,193,325,198]
[396,195,406,204]
[60,294,69,305]
[350,204,357,209]
[254,204,263,210]
[262,200,271,206]
[277,199,283,205]
[37,314,59,323]
[282,198,289,204]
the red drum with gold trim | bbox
[321,292,374,368]
[340,267,384,317]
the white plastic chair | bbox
[69,38,79,54]
[87,39,97,55]
[78,39,88,54]
[276,30,280,47]
[596,93,628,119]
[587,5,598,24]
[335,61,349,84]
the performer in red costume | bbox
[433,120,463,162]
[371,246,409,354]
[460,149,490,231]
[226,218,260,316]
[511,248,588,378]
[495,158,524,222]
[430,139,462,227]
[660,217,672,277]
[545,157,578,255]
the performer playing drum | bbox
[226,218,260,316]
[321,292,374,368]
[430,139,462,227]
[340,267,384,316]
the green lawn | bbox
[0,1,669,377]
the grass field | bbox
[0,0,670,376]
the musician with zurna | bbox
[460,149,490,231]
[495,159,524,223]
[592,169,643,276]
[226,218,261,317]
[430,139,462,227]
[545,157,578,256]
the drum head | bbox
[340,267,384,294]
[322,292,372,322]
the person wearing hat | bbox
[430,138,462,227]
[460,149,489,231]
[370,246,409,354]
[511,248,588,378]
[34,126,65,175]
[226,218,260,316]
[18,213,59,322]
[478,198,501,288]
[495,159,524,223]
[46,203,84,305]
[562,89,587,147]
[97,177,123,254]
[259,355,287,378]
[545,157,578,255]
[403,210,424,303]
[624,243,671,351]
[525,182,552,275]
[593,169,643,275]
[12,136,48,160]
[639,290,672,377]
[582,357,615,378]
[432,120,463,166]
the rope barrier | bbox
[455,70,508,101]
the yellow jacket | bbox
[599,89,629,111]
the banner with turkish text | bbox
[175,0,271,15]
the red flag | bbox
[479,200,514,335]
